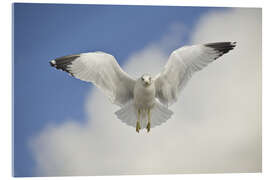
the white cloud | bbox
[29,8,261,176]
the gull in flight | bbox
[50,42,236,133]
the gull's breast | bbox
[133,82,156,109]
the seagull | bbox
[50,42,236,133]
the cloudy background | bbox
[13,4,261,177]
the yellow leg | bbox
[147,108,151,133]
[136,109,141,133]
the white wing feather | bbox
[50,52,136,107]
[154,42,236,106]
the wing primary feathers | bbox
[155,41,236,106]
[49,52,136,106]
[204,42,237,59]
[50,54,80,75]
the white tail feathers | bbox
[115,100,173,129]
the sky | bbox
[13,3,261,177]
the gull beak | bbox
[145,81,150,86]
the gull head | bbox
[140,74,153,87]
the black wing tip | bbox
[49,54,80,74]
[49,59,56,67]
[205,41,237,48]
[205,42,236,59]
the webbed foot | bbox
[136,121,141,133]
[146,122,151,132]
[136,109,141,133]
[147,108,151,133]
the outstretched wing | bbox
[154,42,236,106]
[50,52,136,107]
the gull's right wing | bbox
[50,52,136,107]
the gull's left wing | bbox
[50,52,136,107]
[154,42,236,106]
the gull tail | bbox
[115,101,138,128]
[115,100,173,130]
[150,100,174,128]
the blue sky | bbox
[13,3,228,177]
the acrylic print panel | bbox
[13,3,261,177]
